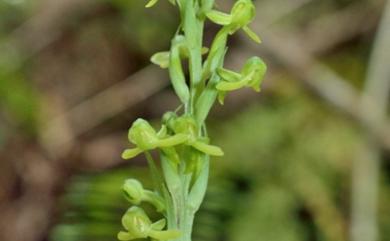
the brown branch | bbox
[351,1,390,240]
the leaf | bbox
[145,152,165,195]
[188,157,210,212]
[169,35,190,104]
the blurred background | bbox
[0,0,390,241]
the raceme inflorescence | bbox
[118,0,266,240]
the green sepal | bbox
[242,25,261,44]
[216,79,247,91]
[206,10,232,25]
[156,133,188,147]
[117,231,136,241]
[151,51,170,68]
[121,207,151,238]
[228,0,256,33]
[151,219,166,230]
[217,68,242,82]
[217,91,227,105]
[122,148,143,159]
[191,141,224,156]
[128,119,159,150]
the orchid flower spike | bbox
[118,207,180,241]
[121,118,187,159]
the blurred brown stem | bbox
[351,1,390,240]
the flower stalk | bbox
[118,1,266,241]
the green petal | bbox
[122,148,143,159]
[118,231,136,241]
[151,219,166,230]
[206,10,232,25]
[201,47,209,55]
[242,26,261,44]
[217,68,242,82]
[218,91,226,105]
[191,141,224,156]
[157,133,188,147]
[145,0,159,8]
[157,125,168,138]
[151,52,170,69]
[216,80,246,91]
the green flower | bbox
[122,179,166,212]
[118,207,180,241]
[165,113,224,156]
[206,0,261,43]
[216,56,267,104]
[122,118,187,159]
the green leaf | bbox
[169,35,190,104]
[145,151,165,196]
[161,154,181,194]
[188,156,209,211]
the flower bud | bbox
[241,56,267,92]
[123,179,144,204]
[151,51,170,69]
[128,119,159,150]
[122,179,166,212]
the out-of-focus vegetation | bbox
[1,0,389,241]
